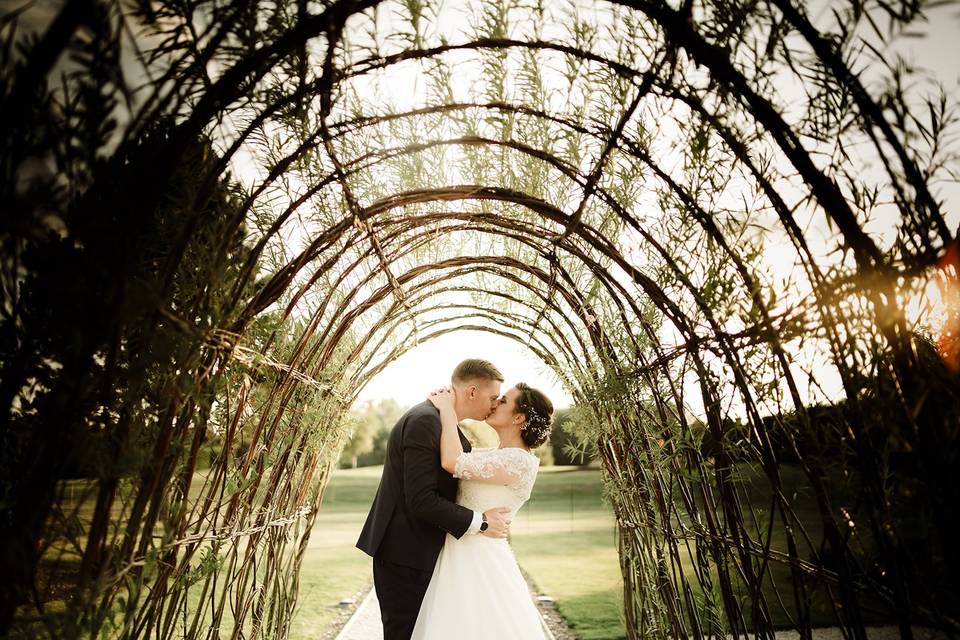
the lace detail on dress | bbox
[454,447,540,502]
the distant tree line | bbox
[337,403,597,468]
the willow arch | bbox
[2,0,958,638]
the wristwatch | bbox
[479,514,489,533]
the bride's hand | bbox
[427,387,455,412]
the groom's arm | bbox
[402,413,478,539]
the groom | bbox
[356,359,512,639]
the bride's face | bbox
[485,386,524,431]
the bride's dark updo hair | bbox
[515,383,554,448]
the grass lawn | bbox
[293,464,625,639]
[296,461,930,638]
[510,466,624,640]
[288,466,382,639]
[21,464,621,639]
[27,460,911,639]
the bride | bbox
[411,382,554,640]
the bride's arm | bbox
[427,389,532,485]
[427,388,463,474]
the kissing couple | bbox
[357,358,555,639]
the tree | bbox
[339,399,406,468]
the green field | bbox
[296,462,932,638]
[27,461,897,639]
[293,464,624,639]
[509,467,623,640]
[289,466,381,639]
[18,464,619,639]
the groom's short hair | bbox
[452,359,504,384]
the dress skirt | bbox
[410,532,548,639]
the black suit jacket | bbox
[356,401,475,570]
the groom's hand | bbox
[481,507,511,538]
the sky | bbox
[354,329,575,408]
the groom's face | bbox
[462,378,502,421]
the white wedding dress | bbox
[410,447,548,639]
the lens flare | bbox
[935,239,960,371]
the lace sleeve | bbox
[453,448,537,486]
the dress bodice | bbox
[453,447,540,517]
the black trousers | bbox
[373,556,433,640]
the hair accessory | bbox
[523,408,551,439]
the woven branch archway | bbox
[2,0,958,638]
